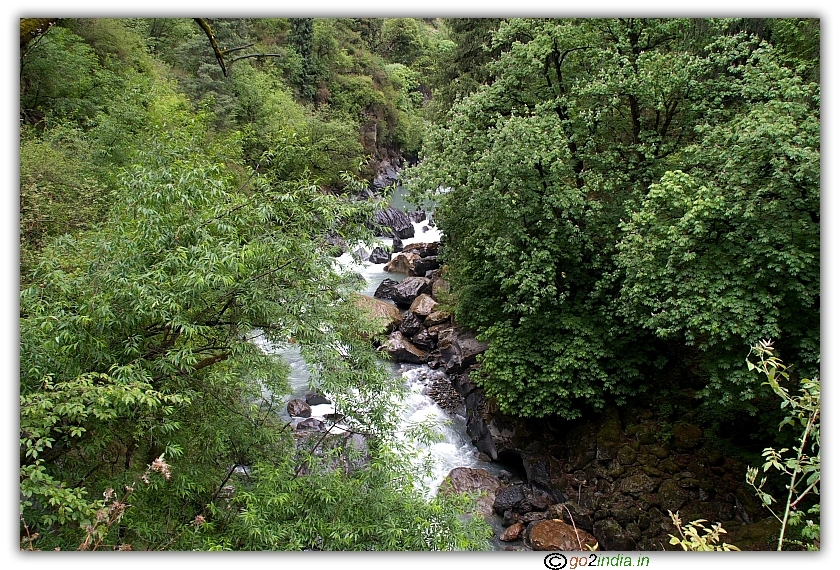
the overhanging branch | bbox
[194,18,286,77]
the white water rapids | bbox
[254,212,492,496]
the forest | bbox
[19,18,819,552]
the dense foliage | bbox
[19,18,490,551]
[409,18,819,419]
[19,16,821,550]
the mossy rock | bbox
[618,471,658,497]
[672,423,703,450]
[725,518,781,551]
[617,445,638,465]
[656,478,688,513]
[596,406,624,460]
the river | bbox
[253,189,513,548]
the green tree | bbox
[617,38,820,406]
[20,115,488,550]
[409,18,819,418]
[290,18,316,102]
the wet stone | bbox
[501,521,524,542]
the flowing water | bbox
[255,189,510,548]
[256,190,494,490]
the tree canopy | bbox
[409,17,819,419]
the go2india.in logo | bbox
[544,552,650,569]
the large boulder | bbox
[373,278,400,301]
[424,310,451,327]
[384,252,420,274]
[305,393,331,406]
[492,484,552,516]
[438,467,502,518]
[294,417,323,431]
[401,242,439,258]
[351,294,402,335]
[352,247,370,263]
[391,277,432,307]
[373,206,414,239]
[412,256,440,276]
[372,160,399,190]
[409,294,438,317]
[528,519,599,551]
[411,328,436,351]
[493,485,526,515]
[381,331,429,364]
[399,311,424,337]
[437,327,489,374]
[287,399,312,418]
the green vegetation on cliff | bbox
[19,17,489,551]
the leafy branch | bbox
[668,510,740,551]
[745,340,820,550]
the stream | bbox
[254,188,512,548]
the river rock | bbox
[501,522,525,542]
[391,236,403,252]
[494,485,525,515]
[384,252,420,274]
[367,246,391,264]
[351,293,402,335]
[373,278,399,301]
[437,327,489,374]
[401,242,439,258]
[411,328,436,351]
[353,247,370,263]
[439,467,502,518]
[424,310,451,327]
[294,418,323,430]
[287,399,311,418]
[409,294,438,317]
[305,393,331,406]
[412,255,440,276]
[408,209,426,223]
[528,519,599,551]
[373,206,414,239]
[391,277,432,307]
[382,331,429,364]
[399,311,424,337]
